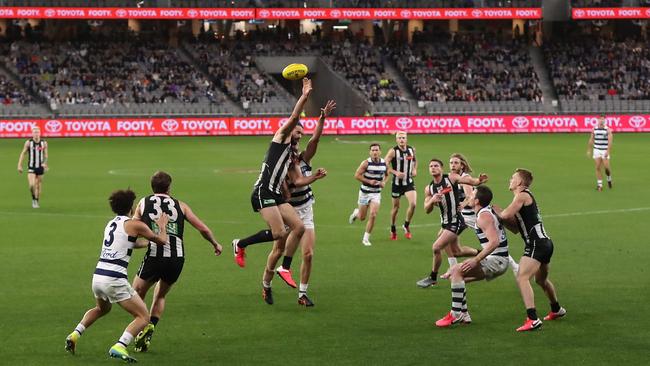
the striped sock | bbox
[74,323,85,336]
[451,281,466,318]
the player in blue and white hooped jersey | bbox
[417,158,488,289]
[64,189,169,362]
[435,185,510,327]
[587,114,613,191]
[17,127,48,208]
[496,169,565,332]
[349,143,389,246]
[450,153,519,275]
[266,100,334,307]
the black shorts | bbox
[523,238,554,264]
[137,257,185,285]
[442,222,467,235]
[28,167,44,175]
[251,185,286,212]
[391,183,415,198]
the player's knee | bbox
[535,277,547,287]
[292,222,305,236]
[271,228,288,240]
[303,251,313,264]
[369,210,377,219]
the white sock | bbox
[74,323,86,336]
[363,232,370,241]
[118,331,134,347]
[262,280,271,288]
[447,257,458,267]
[299,283,308,297]
[597,179,603,187]
[451,281,466,318]
[607,175,612,182]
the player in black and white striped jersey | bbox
[130,171,222,352]
[267,100,335,307]
[417,158,487,288]
[587,114,613,191]
[435,185,511,327]
[496,169,565,332]
[17,127,48,208]
[385,131,417,240]
[232,78,313,275]
[349,143,389,246]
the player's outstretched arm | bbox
[607,129,613,157]
[454,172,488,186]
[274,78,312,143]
[303,100,336,164]
[181,202,222,256]
[17,141,28,173]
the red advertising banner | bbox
[572,7,650,19]
[0,7,542,20]
[1,115,648,138]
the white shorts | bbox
[593,149,610,160]
[92,276,135,303]
[480,255,509,281]
[295,203,315,230]
[358,191,381,206]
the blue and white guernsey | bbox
[94,215,136,280]
[360,158,387,193]
[593,126,609,151]
[474,206,509,257]
[289,159,315,208]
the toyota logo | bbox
[472,9,483,18]
[45,120,62,133]
[400,10,412,18]
[330,10,341,18]
[187,9,198,18]
[574,9,585,18]
[629,115,647,128]
[259,10,270,18]
[395,117,413,130]
[116,9,127,17]
[512,116,530,129]
[161,119,179,132]
[45,9,56,17]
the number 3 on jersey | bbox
[103,222,117,247]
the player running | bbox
[17,127,48,208]
[385,131,417,240]
[587,114,613,191]
[64,189,169,363]
[348,143,389,246]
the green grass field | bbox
[1,133,649,366]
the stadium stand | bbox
[545,34,650,113]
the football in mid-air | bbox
[282,63,309,80]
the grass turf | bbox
[1,133,648,365]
